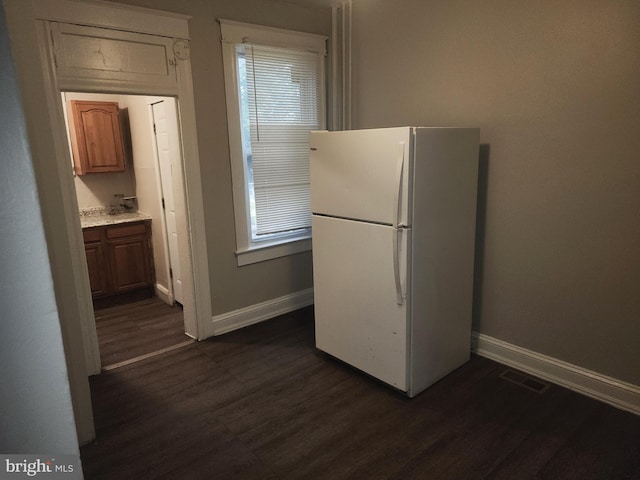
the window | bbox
[220,20,327,265]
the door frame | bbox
[4,0,213,444]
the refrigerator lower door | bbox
[312,214,408,391]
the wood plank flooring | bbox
[81,306,640,479]
[94,297,189,368]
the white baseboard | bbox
[155,284,173,306]
[472,332,640,415]
[206,288,314,338]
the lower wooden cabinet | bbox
[85,240,109,297]
[82,220,154,302]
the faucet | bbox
[120,195,136,211]
[110,193,136,214]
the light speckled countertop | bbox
[80,207,152,229]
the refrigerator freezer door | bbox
[310,128,412,227]
[312,214,408,391]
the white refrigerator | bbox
[310,127,480,397]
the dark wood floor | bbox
[81,306,640,479]
[94,297,189,368]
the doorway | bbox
[61,91,192,367]
[7,0,214,444]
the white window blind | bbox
[237,44,321,238]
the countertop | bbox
[80,207,152,229]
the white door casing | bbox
[48,20,202,332]
[43,12,209,337]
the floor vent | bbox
[500,369,550,394]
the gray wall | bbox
[110,0,332,314]
[350,0,640,385]
[0,3,80,454]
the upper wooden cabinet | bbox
[67,100,126,175]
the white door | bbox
[309,127,412,227]
[152,100,183,304]
[312,214,408,391]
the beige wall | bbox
[350,0,640,385]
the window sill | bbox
[236,236,311,266]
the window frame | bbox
[220,20,327,266]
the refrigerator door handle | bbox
[392,142,405,228]
[393,228,405,305]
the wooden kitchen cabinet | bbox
[68,100,126,175]
[82,221,154,304]
[105,223,153,294]
[83,228,109,297]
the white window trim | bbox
[220,19,327,266]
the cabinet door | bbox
[107,234,153,293]
[84,241,109,297]
[69,100,126,175]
